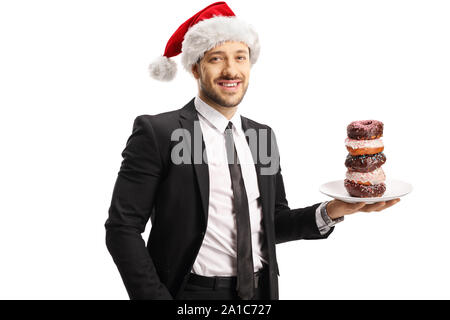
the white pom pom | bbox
[148,56,177,81]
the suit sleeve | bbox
[269,128,334,244]
[104,115,172,300]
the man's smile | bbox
[216,80,242,92]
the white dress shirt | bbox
[191,95,340,277]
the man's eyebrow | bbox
[207,50,249,56]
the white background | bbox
[1,0,449,299]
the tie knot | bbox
[225,121,233,133]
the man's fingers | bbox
[336,198,400,215]
[346,202,366,213]
[360,201,386,212]
[361,198,401,212]
[378,198,401,211]
[350,202,366,209]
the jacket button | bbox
[201,231,205,236]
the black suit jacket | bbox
[105,98,333,300]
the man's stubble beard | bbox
[199,79,249,108]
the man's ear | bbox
[192,63,200,79]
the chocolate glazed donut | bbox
[345,152,386,173]
[347,120,383,140]
[344,179,386,197]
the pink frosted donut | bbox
[347,120,383,140]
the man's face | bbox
[192,41,251,108]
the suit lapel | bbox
[179,99,210,226]
[242,116,279,278]
[240,116,272,225]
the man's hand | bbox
[326,198,401,220]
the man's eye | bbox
[237,56,247,60]
[210,57,221,62]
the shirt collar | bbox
[194,95,243,136]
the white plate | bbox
[319,179,413,204]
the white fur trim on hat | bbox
[181,16,260,74]
[148,56,177,81]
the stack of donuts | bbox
[344,120,386,197]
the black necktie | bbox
[224,121,254,300]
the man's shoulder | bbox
[124,107,187,154]
[241,115,272,131]
[133,101,190,134]
[134,97,196,126]
[135,107,181,126]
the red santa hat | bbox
[148,1,260,81]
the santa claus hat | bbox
[148,1,260,81]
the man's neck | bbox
[198,92,237,120]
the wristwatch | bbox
[321,201,344,227]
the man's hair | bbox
[195,47,252,66]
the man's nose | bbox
[221,59,239,77]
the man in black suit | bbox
[105,2,399,300]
